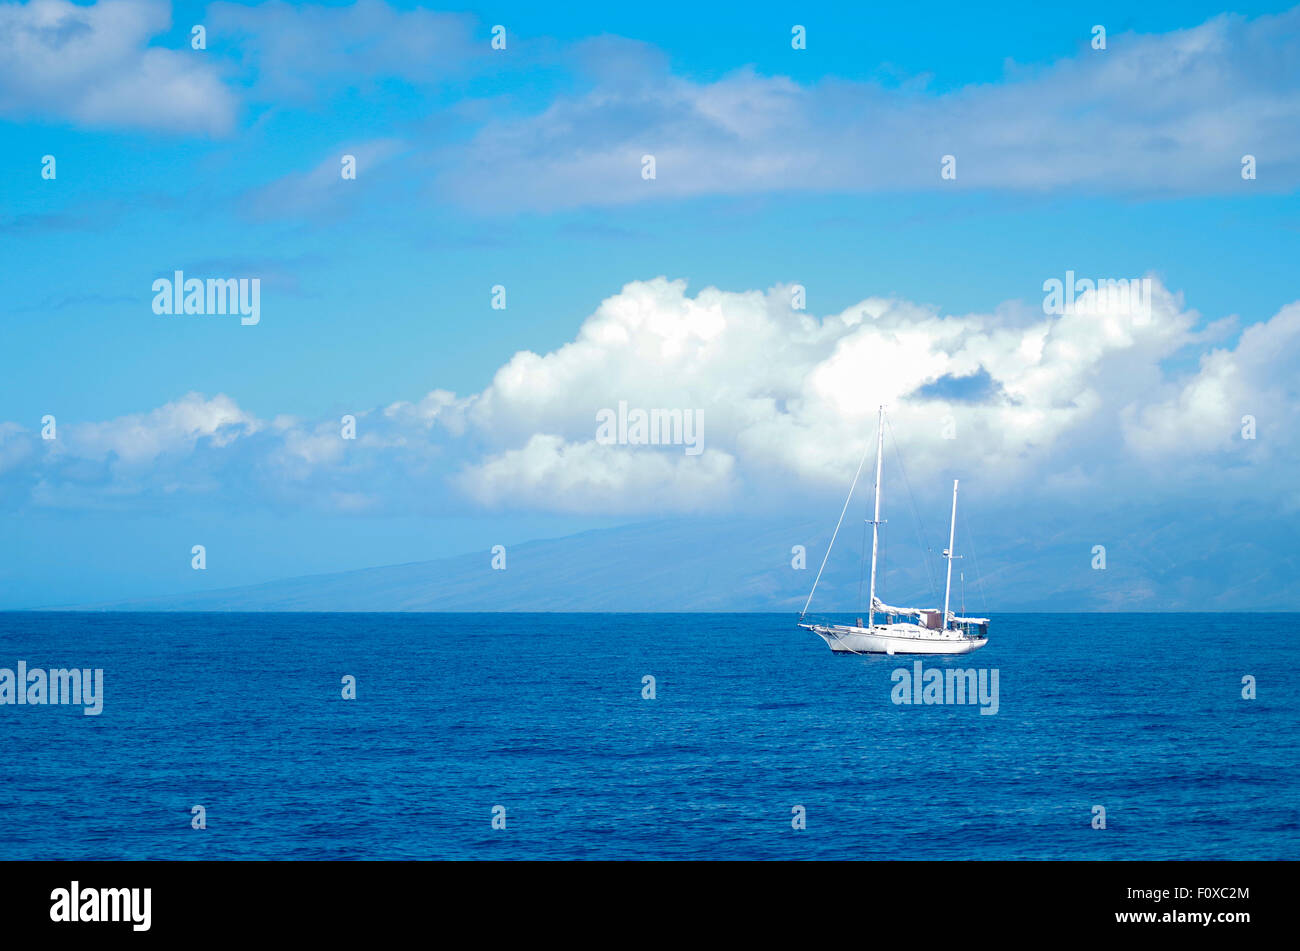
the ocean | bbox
[0,612,1295,859]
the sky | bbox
[1,0,1299,607]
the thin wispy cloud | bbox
[11,2,1297,206]
[440,11,1300,208]
[205,0,482,103]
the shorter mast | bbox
[941,479,959,630]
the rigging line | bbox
[800,433,875,618]
[886,416,940,604]
[960,505,989,614]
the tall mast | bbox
[942,479,959,630]
[866,405,885,629]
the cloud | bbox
[7,0,1298,208]
[0,0,237,134]
[3,277,1297,518]
[454,276,1206,506]
[458,434,737,513]
[67,392,260,465]
[440,10,1300,209]
[240,137,407,219]
[0,422,33,475]
[1122,301,1300,460]
[0,0,483,135]
[417,273,1294,514]
[205,0,480,103]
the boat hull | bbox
[807,624,987,656]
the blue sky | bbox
[2,0,1299,607]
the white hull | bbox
[804,623,987,656]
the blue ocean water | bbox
[0,612,1295,860]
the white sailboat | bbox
[798,406,990,655]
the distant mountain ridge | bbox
[59,509,1300,612]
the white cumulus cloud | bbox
[4,278,1297,518]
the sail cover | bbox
[873,598,989,625]
[868,597,987,628]
[871,597,925,617]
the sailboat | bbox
[798,406,990,655]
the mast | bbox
[866,405,885,629]
[942,479,959,630]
